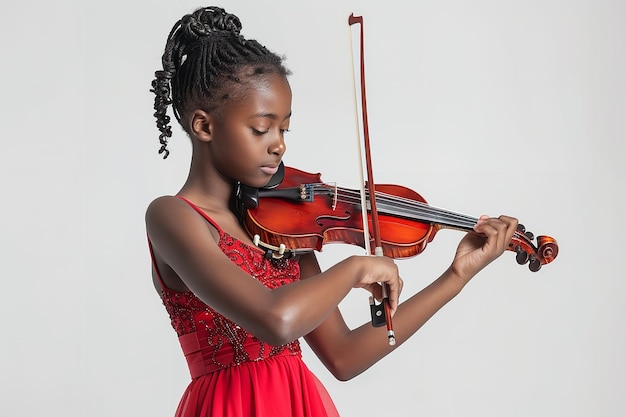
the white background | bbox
[1,0,624,416]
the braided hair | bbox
[150,6,289,158]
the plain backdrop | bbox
[1,0,624,416]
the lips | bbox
[260,165,279,175]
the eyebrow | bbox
[250,111,292,121]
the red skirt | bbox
[174,354,340,417]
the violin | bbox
[236,163,559,272]
[235,12,558,345]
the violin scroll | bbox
[510,224,559,272]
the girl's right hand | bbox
[350,255,403,316]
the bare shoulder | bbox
[146,195,184,220]
[145,195,197,229]
[145,195,208,242]
[145,194,223,266]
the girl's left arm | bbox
[303,214,518,381]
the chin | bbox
[240,176,271,189]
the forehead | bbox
[225,74,292,116]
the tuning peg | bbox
[528,254,542,272]
[515,245,529,265]
[517,224,526,233]
[525,231,535,240]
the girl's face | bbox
[209,73,292,188]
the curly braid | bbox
[150,6,289,158]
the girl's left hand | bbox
[449,215,519,284]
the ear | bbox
[189,110,214,143]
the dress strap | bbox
[176,196,225,237]
[148,196,225,292]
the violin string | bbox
[311,184,478,229]
[305,184,541,257]
[359,190,478,228]
[377,190,479,224]
[309,183,462,223]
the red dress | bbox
[149,197,340,417]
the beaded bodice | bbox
[153,198,302,377]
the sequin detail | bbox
[157,207,302,376]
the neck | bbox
[178,152,236,212]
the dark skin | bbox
[146,72,519,381]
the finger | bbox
[474,217,509,253]
[477,215,518,253]
[386,277,402,316]
[494,217,512,252]
[364,283,383,301]
[495,215,519,251]
[500,215,519,238]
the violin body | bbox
[244,166,434,258]
[242,166,558,271]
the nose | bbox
[269,131,286,156]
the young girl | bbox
[147,5,518,417]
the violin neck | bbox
[331,184,479,231]
[373,192,478,232]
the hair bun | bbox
[180,6,242,39]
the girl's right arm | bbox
[145,196,402,346]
